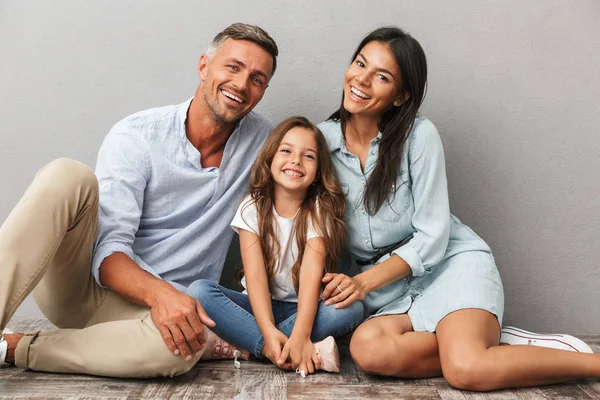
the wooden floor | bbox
[2,319,600,399]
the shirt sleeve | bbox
[392,119,451,276]
[306,200,325,240]
[91,121,151,287]
[231,196,260,235]
[306,217,321,240]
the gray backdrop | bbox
[1,1,599,334]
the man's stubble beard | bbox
[202,85,243,127]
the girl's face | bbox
[270,127,319,195]
[343,41,404,118]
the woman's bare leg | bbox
[436,308,600,391]
[349,314,442,378]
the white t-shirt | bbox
[231,195,321,302]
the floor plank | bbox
[287,383,441,400]
[2,319,600,399]
[537,382,594,399]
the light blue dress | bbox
[318,117,504,332]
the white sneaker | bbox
[500,326,593,353]
[1,328,14,368]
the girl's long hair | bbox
[244,116,346,293]
[329,26,428,215]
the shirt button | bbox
[371,151,375,155]
[361,209,366,214]
[363,239,369,244]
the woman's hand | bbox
[321,273,366,308]
[262,330,292,370]
[280,334,321,376]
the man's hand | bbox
[99,252,215,360]
[148,286,216,361]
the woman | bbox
[317,26,599,391]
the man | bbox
[0,23,278,378]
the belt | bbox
[355,234,414,266]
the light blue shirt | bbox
[318,117,490,278]
[92,98,272,291]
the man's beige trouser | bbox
[0,159,200,377]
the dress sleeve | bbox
[392,119,451,276]
[91,122,151,287]
[231,196,260,235]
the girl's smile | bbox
[270,127,319,195]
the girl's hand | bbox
[321,273,366,308]
[280,335,321,376]
[263,330,292,370]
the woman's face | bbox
[343,41,404,119]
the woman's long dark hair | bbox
[329,27,428,215]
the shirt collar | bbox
[177,96,248,138]
[326,120,383,153]
[324,120,344,152]
[177,97,194,129]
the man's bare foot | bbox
[200,330,250,360]
[1,331,24,366]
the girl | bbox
[317,26,600,391]
[188,116,364,376]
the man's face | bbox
[198,39,273,125]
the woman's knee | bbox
[349,325,380,372]
[441,353,491,391]
[349,325,397,374]
[350,322,417,376]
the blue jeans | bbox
[187,279,365,357]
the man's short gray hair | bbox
[206,23,279,77]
